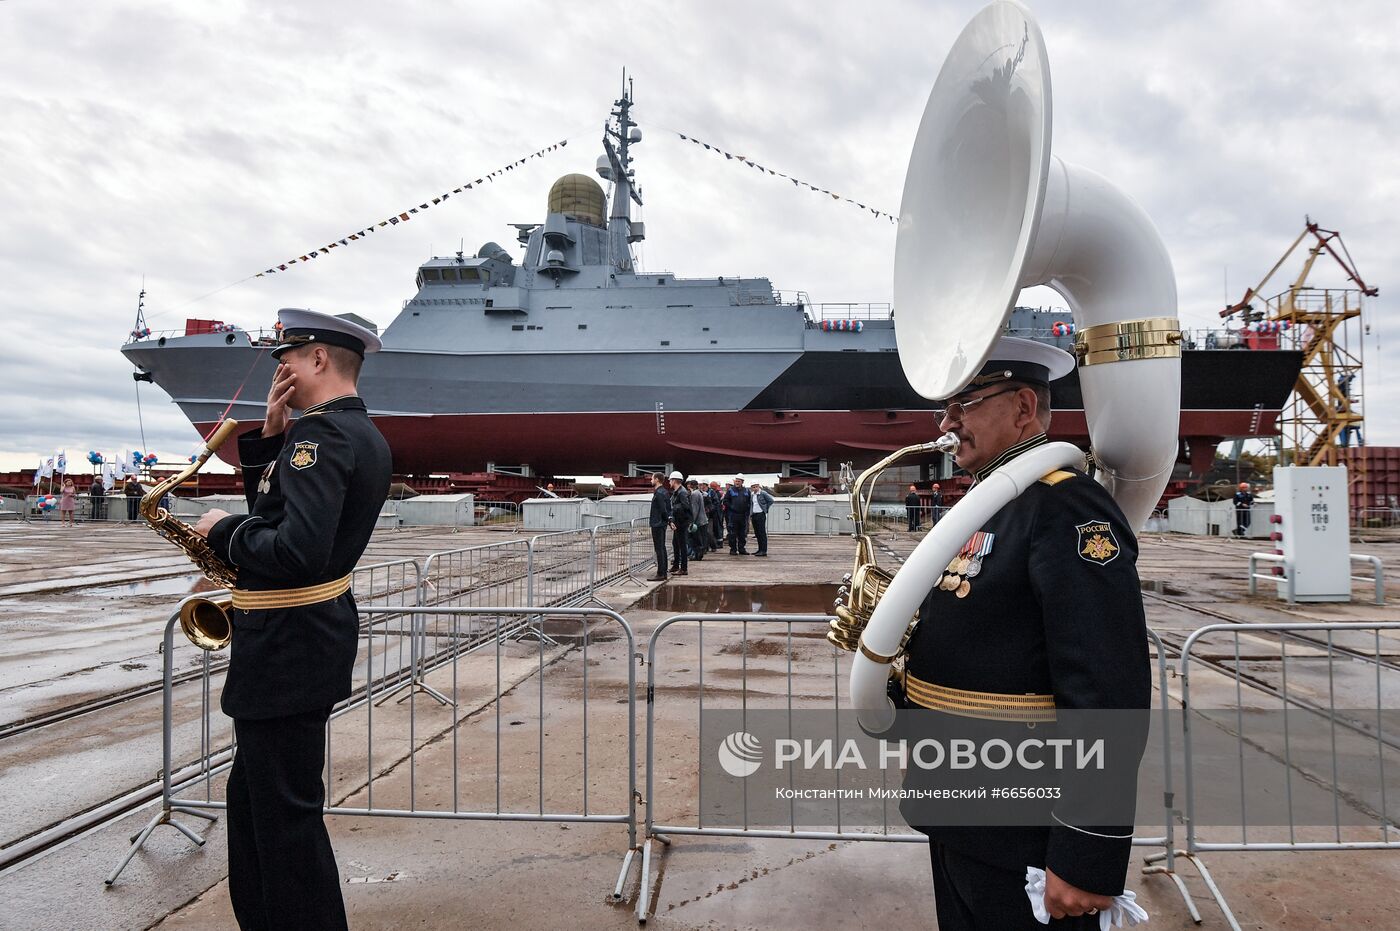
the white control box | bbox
[1273,466,1351,602]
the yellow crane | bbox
[1220,219,1377,468]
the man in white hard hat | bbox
[894,336,1149,928]
[194,308,391,930]
[667,471,692,576]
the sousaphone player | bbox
[840,1,1181,926]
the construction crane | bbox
[1220,218,1377,469]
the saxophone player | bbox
[193,308,391,931]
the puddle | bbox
[637,584,839,614]
[1140,579,1187,596]
[78,574,213,597]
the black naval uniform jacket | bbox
[207,395,392,720]
[901,434,1150,897]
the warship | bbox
[122,88,1301,480]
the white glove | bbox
[1024,867,1149,928]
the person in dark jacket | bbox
[647,472,671,581]
[723,475,751,554]
[687,479,711,560]
[667,471,692,575]
[930,483,944,526]
[749,482,774,556]
[707,481,725,551]
[905,484,923,531]
[89,476,106,521]
[194,309,391,931]
[123,475,142,521]
[1232,482,1254,537]
[897,337,1149,929]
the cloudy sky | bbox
[3,0,1395,476]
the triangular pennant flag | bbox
[465,184,473,190]
[389,217,399,225]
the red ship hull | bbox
[197,407,1273,476]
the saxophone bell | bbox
[180,596,233,651]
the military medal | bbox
[257,459,277,495]
[942,573,960,591]
[963,532,994,578]
[956,579,971,598]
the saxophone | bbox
[828,432,959,652]
[140,418,241,650]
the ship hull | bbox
[188,406,1281,475]
[129,338,1302,475]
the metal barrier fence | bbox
[1170,621,1400,931]
[104,555,420,882]
[1247,552,1386,605]
[1354,507,1400,529]
[636,616,1190,924]
[475,500,523,528]
[108,605,641,901]
[22,493,148,522]
[592,518,650,589]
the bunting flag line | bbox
[253,140,570,278]
[672,131,898,223]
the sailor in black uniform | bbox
[194,308,392,931]
[898,337,1150,929]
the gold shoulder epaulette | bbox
[1038,469,1076,486]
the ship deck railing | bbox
[125,321,1289,353]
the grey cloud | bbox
[2,0,1396,470]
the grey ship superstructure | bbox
[123,86,1302,478]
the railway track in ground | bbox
[0,608,547,877]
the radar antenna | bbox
[600,73,645,273]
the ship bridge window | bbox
[417,268,440,287]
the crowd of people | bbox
[647,471,775,581]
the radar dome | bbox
[548,174,607,227]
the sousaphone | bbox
[849,0,1182,732]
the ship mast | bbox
[600,75,644,274]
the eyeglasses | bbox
[934,386,1019,422]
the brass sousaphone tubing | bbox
[1073,317,1183,366]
